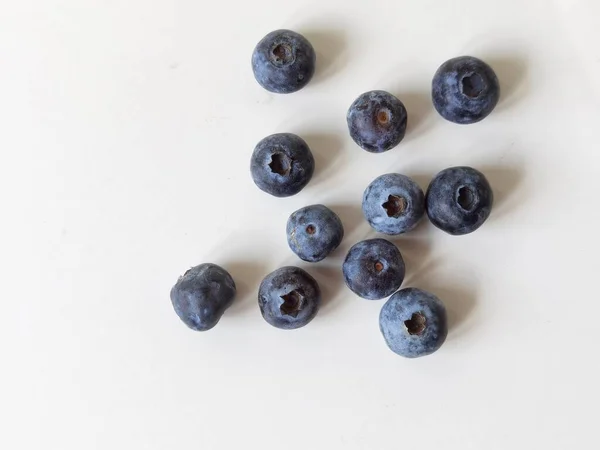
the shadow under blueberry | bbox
[302,263,345,317]
[328,203,368,244]
[479,164,525,220]
[301,133,345,185]
[485,55,528,111]
[225,261,268,314]
[393,91,435,141]
[301,28,347,85]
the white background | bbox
[1,1,599,449]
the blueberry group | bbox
[380,288,448,358]
[170,264,236,331]
[287,204,344,262]
[362,173,425,235]
[432,56,500,124]
[426,166,494,235]
[170,32,507,359]
[343,239,405,300]
[347,90,408,153]
[250,133,315,198]
[252,29,316,94]
[258,266,321,330]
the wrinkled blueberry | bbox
[258,266,321,330]
[250,133,315,197]
[426,166,493,235]
[342,239,405,300]
[251,29,316,94]
[347,90,407,153]
[362,173,425,235]
[379,288,448,358]
[287,204,344,262]
[170,263,236,331]
[432,56,500,124]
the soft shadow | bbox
[486,55,528,110]
[302,28,347,85]
[390,236,434,282]
[302,133,345,184]
[225,261,268,314]
[393,91,434,140]
[328,203,366,242]
[480,164,525,220]
[304,263,345,317]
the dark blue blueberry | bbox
[170,263,236,331]
[347,90,407,153]
[342,239,405,300]
[426,166,493,235]
[362,173,425,235]
[258,266,321,330]
[250,133,315,198]
[432,56,500,124]
[379,288,448,358]
[251,29,316,94]
[286,204,344,262]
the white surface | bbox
[1,1,599,449]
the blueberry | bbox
[342,239,405,300]
[379,288,448,358]
[347,90,407,153]
[287,204,344,262]
[426,166,493,235]
[432,56,500,124]
[258,266,321,330]
[170,263,236,331]
[362,173,425,235]
[250,133,315,197]
[251,29,316,94]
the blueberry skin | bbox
[380,288,448,358]
[286,204,344,262]
[258,266,321,330]
[347,90,408,153]
[342,239,405,300]
[426,166,493,235]
[170,263,236,331]
[251,29,316,94]
[250,133,315,198]
[432,56,500,124]
[362,173,425,235]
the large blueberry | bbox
[347,90,407,153]
[432,56,500,124]
[258,266,321,330]
[287,204,344,262]
[251,29,316,94]
[250,133,315,197]
[426,166,493,235]
[342,239,405,300]
[170,263,236,331]
[379,288,448,358]
[362,173,425,235]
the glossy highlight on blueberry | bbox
[170,263,236,331]
[379,288,448,358]
[287,204,344,262]
[347,90,408,153]
[432,56,500,124]
[342,239,405,300]
[258,266,321,329]
[250,133,315,197]
[362,173,425,234]
[426,166,493,235]
[251,29,316,94]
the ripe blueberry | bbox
[379,288,448,358]
[432,56,500,124]
[258,266,321,330]
[426,166,493,235]
[170,263,236,331]
[342,239,405,300]
[251,29,316,94]
[287,204,344,262]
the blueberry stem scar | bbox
[382,195,407,218]
[280,290,305,318]
[404,312,426,335]
[269,152,291,176]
